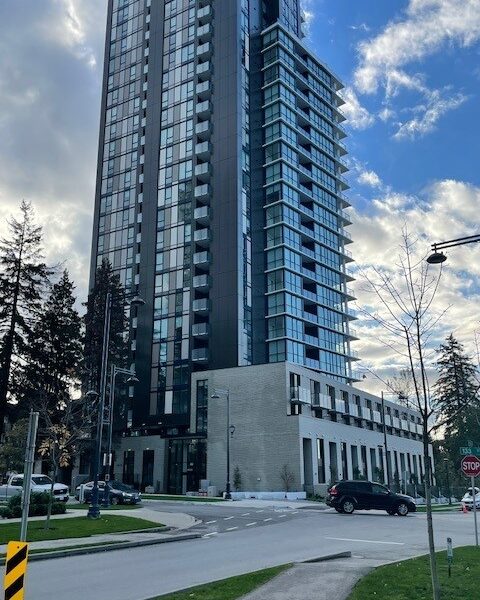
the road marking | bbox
[255,510,264,513]
[202,532,218,538]
[263,518,273,522]
[292,511,299,514]
[226,527,238,531]
[205,520,217,524]
[246,522,257,526]
[224,516,235,520]
[241,513,250,516]
[325,537,404,546]
[278,515,287,518]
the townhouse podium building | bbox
[88,0,432,494]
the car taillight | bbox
[329,486,338,496]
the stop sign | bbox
[461,454,480,477]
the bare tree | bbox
[279,464,295,494]
[38,392,92,529]
[358,230,461,600]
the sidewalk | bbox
[240,557,383,600]
[0,507,200,556]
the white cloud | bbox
[350,179,480,391]
[340,87,375,129]
[354,0,480,95]
[358,170,382,188]
[394,91,468,139]
[301,0,315,35]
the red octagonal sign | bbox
[461,454,480,477]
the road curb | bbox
[301,551,352,563]
[0,533,201,565]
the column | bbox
[322,438,330,485]
[336,443,343,480]
[366,446,373,481]
[346,443,353,481]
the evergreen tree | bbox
[433,334,479,436]
[0,201,51,436]
[17,269,83,416]
[83,259,128,394]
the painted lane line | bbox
[241,513,250,516]
[226,527,238,531]
[325,537,404,546]
[292,511,299,514]
[224,516,235,520]
[205,520,217,524]
[263,518,273,522]
[202,532,218,538]
[246,522,257,527]
[278,514,287,518]
[255,510,264,513]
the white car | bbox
[0,474,69,502]
[461,487,480,510]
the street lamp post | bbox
[211,389,232,500]
[87,292,145,519]
[381,392,392,488]
[444,458,452,506]
[427,234,480,264]
[88,292,112,519]
[102,366,139,506]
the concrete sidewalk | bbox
[240,557,383,600]
[0,507,200,555]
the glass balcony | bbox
[196,80,211,100]
[197,42,212,59]
[194,184,211,202]
[192,274,211,290]
[195,162,212,182]
[194,228,211,246]
[195,141,212,160]
[192,347,209,363]
[194,206,210,224]
[192,298,210,315]
[196,61,212,81]
[193,251,210,266]
[197,5,212,23]
[192,322,209,338]
[195,120,211,139]
[197,23,212,41]
[195,101,212,118]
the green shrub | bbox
[0,506,12,519]
[11,505,22,518]
[52,502,66,515]
[7,494,21,509]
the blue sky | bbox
[0,0,479,391]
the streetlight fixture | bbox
[426,234,480,264]
[102,366,139,506]
[211,388,232,500]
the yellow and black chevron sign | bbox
[3,541,29,600]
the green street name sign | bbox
[460,447,480,456]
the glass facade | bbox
[261,25,357,381]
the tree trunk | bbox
[44,464,57,530]
[424,430,441,600]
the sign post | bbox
[460,454,480,546]
[446,537,453,577]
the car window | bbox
[372,484,389,495]
[32,476,52,485]
[10,477,23,486]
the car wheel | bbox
[387,509,396,515]
[397,502,409,516]
[110,496,119,506]
[341,499,355,514]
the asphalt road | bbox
[22,507,478,600]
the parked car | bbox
[461,487,480,510]
[76,480,141,505]
[0,474,69,502]
[326,480,416,516]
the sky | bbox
[0,0,479,395]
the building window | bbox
[123,450,135,486]
[196,380,208,434]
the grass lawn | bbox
[348,546,480,599]
[142,494,225,503]
[0,515,162,544]
[416,504,461,513]
[149,565,291,600]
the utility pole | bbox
[20,411,39,541]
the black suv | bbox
[326,480,416,516]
